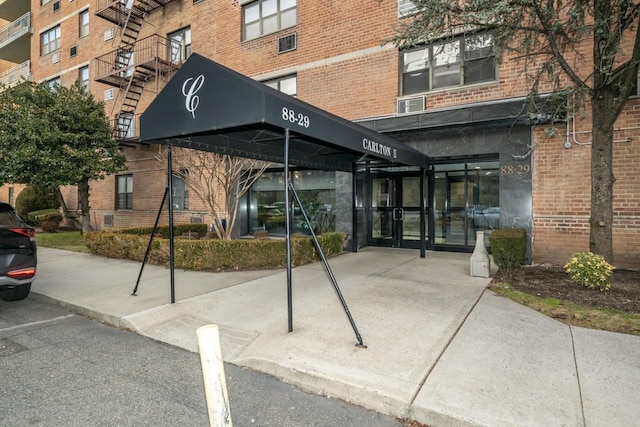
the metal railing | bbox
[93,34,176,82]
[0,60,31,89]
[0,12,31,47]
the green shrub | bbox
[564,252,614,291]
[27,208,63,225]
[82,230,348,271]
[121,223,209,239]
[488,228,527,273]
[15,186,60,220]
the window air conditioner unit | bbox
[278,34,297,53]
[52,52,61,64]
[398,0,418,17]
[104,88,115,100]
[397,96,425,114]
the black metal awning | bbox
[136,54,430,347]
[139,53,428,171]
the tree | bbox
[157,148,269,240]
[390,0,640,263]
[0,81,127,232]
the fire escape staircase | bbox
[94,0,178,142]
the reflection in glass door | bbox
[433,161,499,249]
[370,173,427,248]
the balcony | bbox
[95,0,173,27]
[0,59,31,89]
[0,12,31,63]
[93,34,178,88]
[0,0,30,21]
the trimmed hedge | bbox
[488,228,527,272]
[121,223,209,239]
[82,230,348,271]
[27,208,63,225]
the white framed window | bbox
[243,0,296,41]
[172,171,189,210]
[41,25,61,56]
[79,9,89,38]
[79,66,89,90]
[168,27,192,64]
[263,74,296,97]
[117,175,133,210]
[47,77,61,89]
[400,32,496,95]
[116,113,135,139]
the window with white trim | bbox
[41,25,61,56]
[172,171,189,210]
[263,74,296,96]
[47,77,61,90]
[79,9,89,38]
[243,0,296,41]
[79,66,89,90]
[400,32,496,95]
[398,0,418,17]
[169,27,192,64]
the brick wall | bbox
[14,0,640,267]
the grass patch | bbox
[491,282,640,336]
[37,231,90,253]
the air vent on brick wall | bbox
[104,88,114,100]
[190,216,204,224]
[70,45,77,57]
[53,0,60,11]
[51,52,60,64]
[397,96,425,114]
[103,215,113,227]
[104,28,114,41]
[278,34,296,53]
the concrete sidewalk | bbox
[31,247,640,426]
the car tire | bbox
[0,283,31,301]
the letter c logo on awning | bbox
[182,75,205,119]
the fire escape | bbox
[94,0,179,142]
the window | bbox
[117,175,133,210]
[47,77,61,89]
[263,74,296,96]
[79,10,89,38]
[41,0,52,5]
[400,33,496,95]
[116,113,135,139]
[168,27,192,64]
[243,0,296,41]
[172,172,189,210]
[79,66,89,90]
[41,25,61,56]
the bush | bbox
[15,186,60,220]
[82,230,348,271]
[121,223,209,239]
[564,252,614,291]
[488,228,527,273]
[27,208,63,225]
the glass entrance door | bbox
[370,173,427,248]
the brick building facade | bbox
[0,0,638,267]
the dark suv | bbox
[0,202,37,301]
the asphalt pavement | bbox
[30,247,640,426]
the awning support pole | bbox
[131,186,168,296]
[284,129,293,333]
[420,167,426,258]
[167,143,176,304]
[351,162,358,253]
[289,181,367,348]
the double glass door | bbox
[370,173,427,248]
